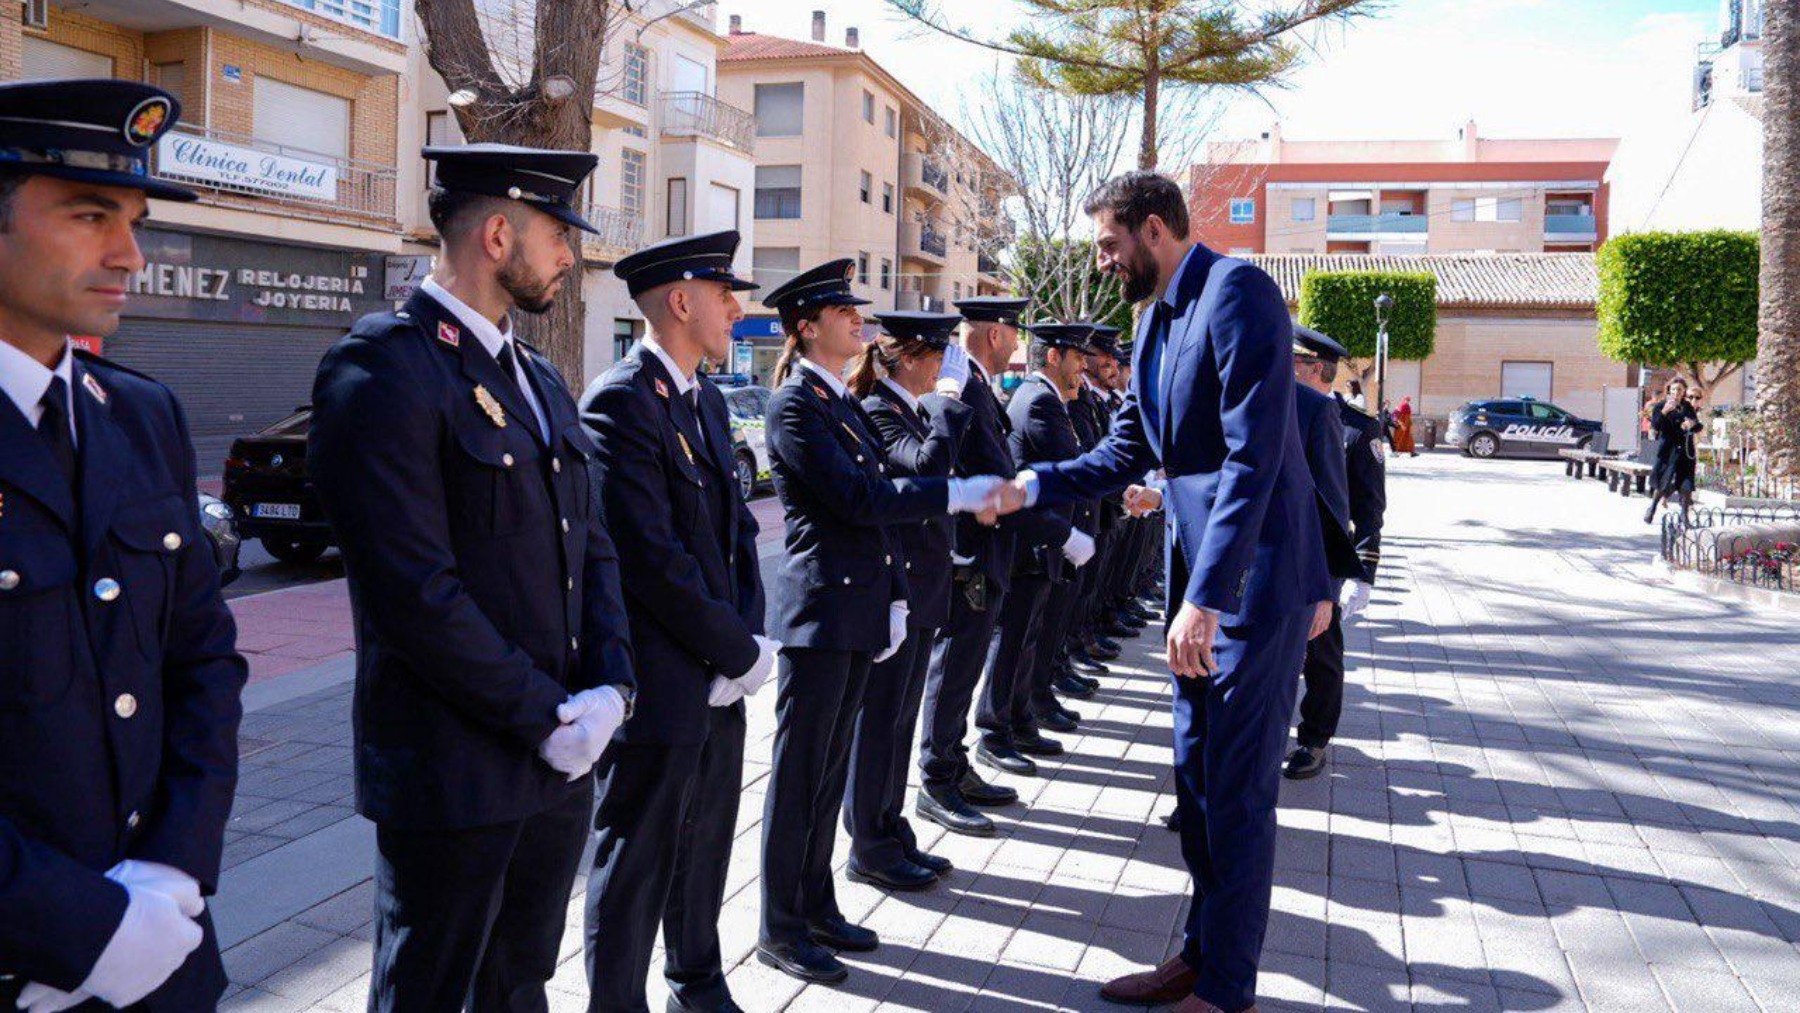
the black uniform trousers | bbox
[844,627,935,869]
[918,581,1005,791]
[584,705,745,1012]
[975,573,1053,749]
[1035,574,1085,714]
[1295,603,1346,749]
[368,785,592,1013]
[761,648,873,945]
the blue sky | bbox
[718,0,1725,151]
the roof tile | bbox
[1248,252,1597,309]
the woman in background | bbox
[1645,379,1703,524]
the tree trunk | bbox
[1139,40,1160,171]
[1759,0,1800,480]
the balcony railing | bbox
[1545,213,1598,235]
[1326,213,1429,234]
[660,91,756,154]
[896,290,945,312]
[903,152,949,201]
[902,220,948,262]
[276,0,402,40]
[150,123,396,226]
[978,253,1003,276]
[581,205,645,256]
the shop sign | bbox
[125,228,388,327]
[157,131,339,202]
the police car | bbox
[1444,397,1602,459]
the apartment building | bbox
[717,11,1010,381]
[4,0,410,471]
[1190,121,1618,258]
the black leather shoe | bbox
[1093,635,1123,654]
[809,917,879,953]
[1115,610,1148,629]
[667,994,744,1013]
[756,941,848,984]
[847,857,937,892]
[916,789,997,835]
[957,770,1018,806]
[1070,672,1101,690]
[907,848,954,875]
[1035,708,1077,733]
[1085,640,1120,662]
[1015,731,1065,757]
[1054,673,1096,700]
[1163,809,1181,833]
[1283,745,1327,781]
[1068,652,1109,676]
[976,741,1038,776]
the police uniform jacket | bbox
[579,345,764,746]
[1006,374,1084,578]
[1296,385,1350,541]
[1336,393,1386,582]
[948,362,1018,591]
[309,289,635,831]
[765,365,947,652]
[1,353,245,1006]
[1072,385,1117,533]
[861,381,972,631]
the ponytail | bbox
[847,342,884,398]
[770,334,803,387]
[770,304,822,387]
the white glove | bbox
[1061,529,1096,568]
[706,675,746,708]
[873,601,909,663]
[107,860,203,919]
[946,476,1003,514]
[1338,579,1372,621]
[537,686,627,781]
[935,344,971,396]
[33,883,204,1010]
[736,635,780,697]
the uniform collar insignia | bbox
[81,371,108,405]
[437,321,461,347]
[473,384,507,428]
[811,383,829,401]
[654,377,670,399]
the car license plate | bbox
[251,503,302,520]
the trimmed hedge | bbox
[1596,230,1758,368]
[1297,271,1437,361]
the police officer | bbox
[842,312,973,893]
[914,297,1031,839]
[756,262,1016,985]
[1285,326,1386,781]
[0,79,247,1013]
[309,144,637,1011]
[578,231,775,1013]
[974,323,1098,777]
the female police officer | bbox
[755,262,1017,985]
[841,312,973,895]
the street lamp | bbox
[1372,292,1394,424]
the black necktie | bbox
[495,342,548,443]
[39,376,77,487]
[683,387,708,450]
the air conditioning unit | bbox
[23,0,49,30]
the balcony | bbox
[660,91,756,154]
[150,123,396,228]
[580,205,646,259]
[903,152,949,203]
[275,0,402,39]
[902,219,948,265]
[1545,213,1598,239]
[978,252,1003,277]
[896,290,946,312]
[1327,213,1429,235]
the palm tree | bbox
[1759,0,1799,482]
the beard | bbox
[1118,244,1158,304]
[498,251,563,315]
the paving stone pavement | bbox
[213,453,1800,1012]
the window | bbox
[613,318,643,362]
[1452,199,1476,222]
[860,170,872,204]
[21,37,113,78]
[753,83,804,137]
[1290,198,1315,222]
[622,44,650,106]
[953,282,963,301]
[666,178,688,237]
[254,78,350,160]
[862,90,875,124]
[885,106,897,138]
[882,182,894,214]
[1229,198,1256,224]
[1496,197,1523,222]
[152,62,188,111]
[754,165,802,219]
[623,125,647,139]
[621,148,647,220]
[424,111,454,185]
[709,183,740,231]
[1501,362,1554,402]
[753,247,800,291]
[880,258,892,290]
[857,252,870,285]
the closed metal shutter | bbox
[105,320,341,476]
[21,37,114,79]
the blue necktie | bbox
[1140,302,1170,436]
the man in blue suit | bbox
[1013,172,1341,1013]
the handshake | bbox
[946,475,1029,526]
[16,861,207,1012]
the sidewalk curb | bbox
[242,655,357,715]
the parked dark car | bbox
[1443,397,1603,459]
[222,407,335,563]
[197,492,241,587]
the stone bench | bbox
[1598,459,1652,496]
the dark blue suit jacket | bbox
[1033,245,1332,625]
[580,346,764,745]
[862,383,970,631]
[310,290,635,830]
[0,353,245,1006]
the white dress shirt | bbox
[797,356,850,399]
[879,376,920,416]
[421,276,549,442]
[0,337,77,446]
[642,334,705,449]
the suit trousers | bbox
[368,784,592,1013]
[844,627,936,869]
[761,648,872,945]
[1295,604,1346,749]
[919,584,1005,791]
[1171,604,1312,1013]
[584,705,746,1012]
[975,573,1052,749]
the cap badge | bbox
[123,96,171,147]
[82,372,108,405]
[474,385,507,428]
[437,321,461,348]
[507,186,523,200]
[654,377,670,399]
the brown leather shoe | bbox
[1099,955,1198,1005]
[1169,997,1258,1013]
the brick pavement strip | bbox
[215,455,1800,1012]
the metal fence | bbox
[151,124,397,227]
[660,91,756,153]
[1661,506,1800,593]
[580,205,645,255]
